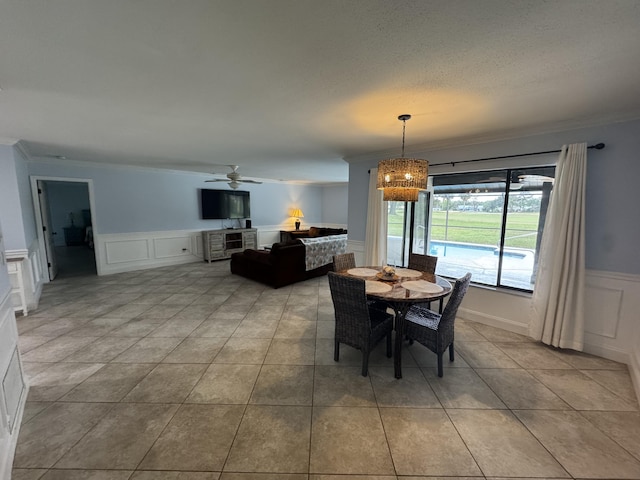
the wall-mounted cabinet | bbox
[202,228,257,262]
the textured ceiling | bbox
[1,0,639,183]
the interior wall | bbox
[25,160,327,235]
[14,147,38,249]
[0,146,26,250]
[321,184,348,226]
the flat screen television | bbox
[200,189,250,219]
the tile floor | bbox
[12,261,640,480]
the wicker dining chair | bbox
[333,252,389,312]
[408,253,438,274]
[408,252,439,310]
[404,272,472,377]
[332,252,356,272]
[327,272,394,376]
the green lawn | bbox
[388,211,540,249]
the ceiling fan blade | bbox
[204,179,228,182]
[239,179,263,184]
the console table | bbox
[203,228,257,262]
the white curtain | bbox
[364,167,388,266]
[530,143,587,350]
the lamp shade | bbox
[290,208,304,218]
[377,157,428,202]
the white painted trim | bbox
[96,230,203,275]
[0,289,28,480]
[4,250,28,259]
[458,306,529,336]
[3,244,44,313]
[583,269,640,283]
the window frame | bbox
[429,165,555,293]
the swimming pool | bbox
[388,238,535,290]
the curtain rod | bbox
[430,142,605,168]
[367,142,605,173]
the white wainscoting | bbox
[256,226,282,249]
[583,270,640,363]
[95,225,350,275]
[0,289,28,480]
[458,270,640,365]
[6,241,45,315]
[458,269,640,404]
[95,230,205,275]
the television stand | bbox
[202,228,257,262]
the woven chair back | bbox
[333,252,356,272]
[408,253,438,274]
[440,272,472,327]
[327,272,372,337]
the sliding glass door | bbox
[386,190,431,267]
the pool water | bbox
[388,238,536,290]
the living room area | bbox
[1,1,640,479]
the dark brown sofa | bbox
[230,227,347,288]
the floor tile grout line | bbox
[574,408,640,464]
[17,265,639,478]
[465,328,576,479]
[217,294,277,475]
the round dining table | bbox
[338,266,452,379]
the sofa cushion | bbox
[270,240,302,253]
[242,249,273,265]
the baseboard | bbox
[582,342,630,365]
[457,306,529,336]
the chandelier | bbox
[376,114,428,202]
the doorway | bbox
[31,177,98,281]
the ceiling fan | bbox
[205,165,263,189]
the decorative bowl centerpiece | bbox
[376,266,399,282]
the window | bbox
[430,166,554,291]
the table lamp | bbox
[290,209,304,230]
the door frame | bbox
[30,175,101,280]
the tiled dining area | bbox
[12,260,640,479]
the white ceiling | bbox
[1,0,639,184]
